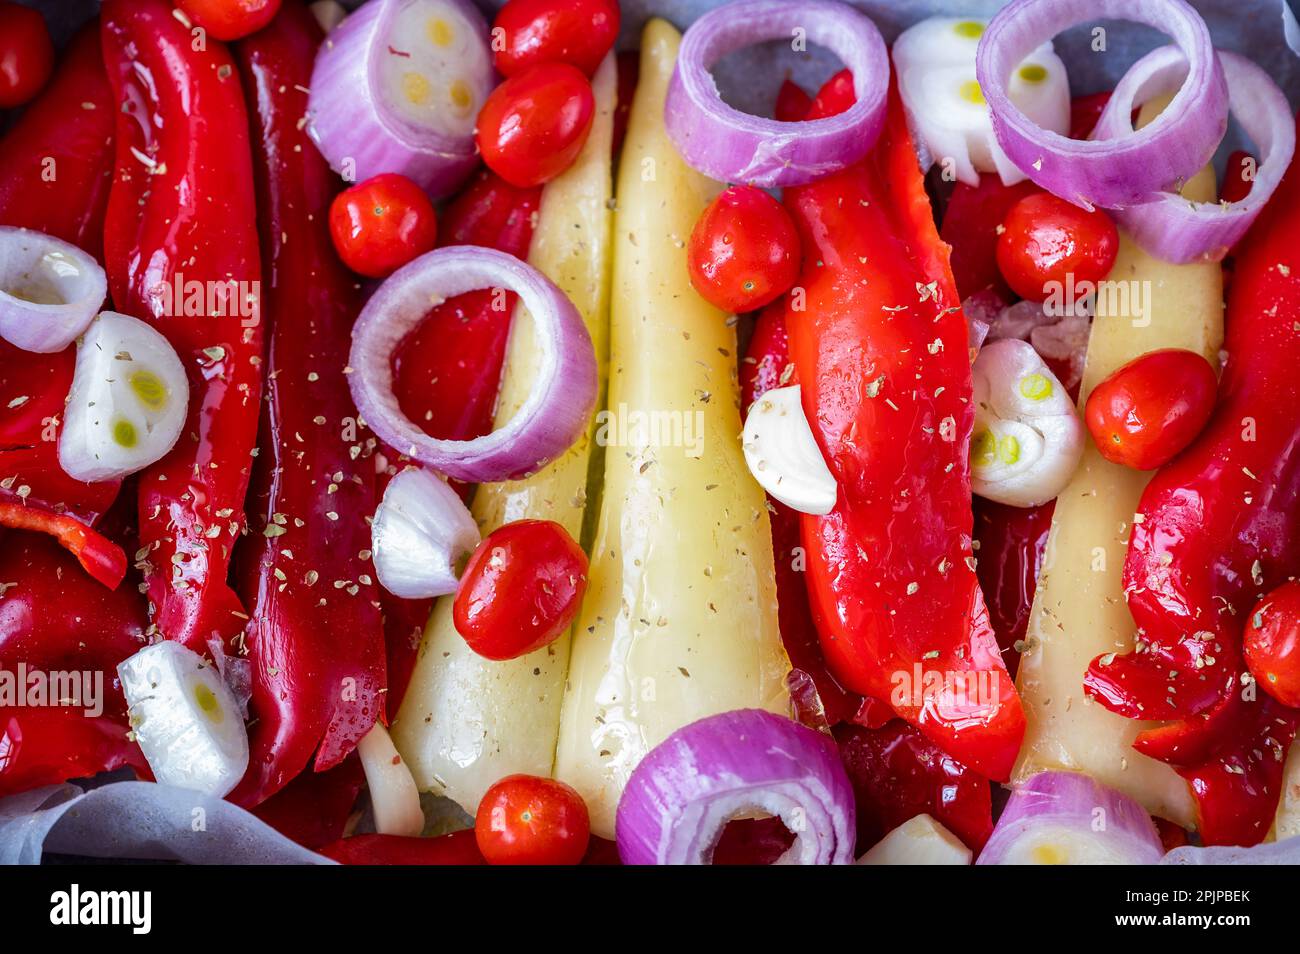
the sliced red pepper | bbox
[0,531,143,672]
[741,303,861,727]
[0,706,147,798]
[972,498,1054,680]
[0,532,149,797]
[382,169,540,719]
[229,2,385,806]
[0,25,120,522]
[783,80,1024,781]
[0,23,114,257]
[0,503,125,589]
[252,755,365,850]
[319,830,486,866]
[1083,114,1300,845]
[835,720,994,854]
[101,0,263,653]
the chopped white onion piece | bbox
[58,311,189,482]
[357,722,424,837]
[118,641,250,798]
[858,814,973,865]
[371,466,480,598]
[892,17,1069,187]
[741,384,837,516]
[0,226,106,353]
[970,338,1083,507]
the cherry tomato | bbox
[687,185,800,314]
[1084,348,1217,471]
[492,0,620,78]
[995,193,1119,303]
[328,173,438,279]
[453,519,588,661]
[1244,582,1300,708]
[476,62,595,188]
[0,2,53,109]
[175,0,281,42]
[475,774,590,865]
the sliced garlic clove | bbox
[118,641,249,798]
[58,311,189,483]
[892,17,1070,187]
[372,466,480,599]
[858,814,972,865]
[742,384,837,516]
[971,338,1083,507]
[357,722,425,837]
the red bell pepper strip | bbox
[972,498,1054,680]
[0,532,149,796]
[1083,115,1300,846]
[835,720,994,854]
[229,2,385,806]
[783,81,1025,781]
[741,303,861,727]
[774,77,813,123]
[101,0,263,654]
[0,503,125,589]
[0,25,120,523]
[382,169,540,719]
[252,755,365,850]
[319,830,486,865]
[0,706,148,798]
[0,23,114,257]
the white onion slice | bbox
[615,709,856,865]
[357,722,424,837]
[741,384,837,516]
[977,771,1164,865]
[118,641,250,798]
[893,18,1069,187]
[0,226,106,353]
[371,466,479,598]
[1094,48,1296,263]
[970,338,1082,507]
[975,0,1227,210]
[858,814,972,865]
[58,311,189,483]
[307,0,492,198]
[348,246,597,483]
[664,0,890,188]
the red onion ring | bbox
[977,771,1164,865]
[0,226,106,354]
[615,709,856,865]
[307,0,491,199]
[348,246,597,484]
[976,0,1228,210]
[1094,48,1296,263]
[664,0,889,187]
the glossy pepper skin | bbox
[101,0,263,654]
[783,85,1024,782]
[229,0,385,806]
[1083,115,1300,846]
[0,533,148,796]
[0,25,120,523]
